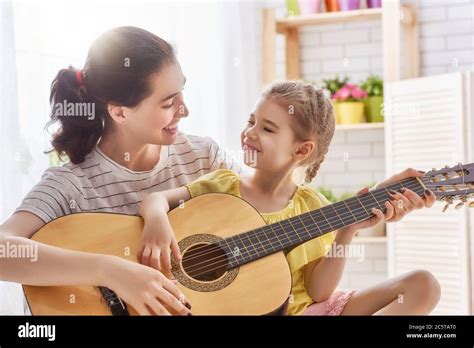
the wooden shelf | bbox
[353,236,387,244]
[336,122,384,131]
[276,8,382,33]
[262,2,419,84]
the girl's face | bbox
[123,62,189,145]
[240,97,314,173]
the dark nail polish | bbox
[187,312,193,316]
[389,189,397,195]
[418,170,426,174]
[424,189,431,196]
[185,302,192,309]
[400,188,406,193]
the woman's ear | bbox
[107,103,127,125]
[294,140,315,161]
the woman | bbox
[0,26,434,315]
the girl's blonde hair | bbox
[261,81,335,184]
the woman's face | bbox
[123,61,189,145]
[241,97,308,173]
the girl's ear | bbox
[294,140,315,161]
[107,103,128,125]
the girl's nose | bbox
[245,128,257,140]
[176,95,189,118]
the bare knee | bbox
[402,270,441,313]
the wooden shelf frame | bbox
[262,1,419,85]
[336,122,384,131]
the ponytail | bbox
[47,67,103,164]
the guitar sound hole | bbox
[182,243,228,282]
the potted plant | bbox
[361,75,384,123]
[325,0,339,12]
[338,0,360,11]
[317,187,338,204]
[297,0,322,15]
[332,83,368,124]
[321,75,349,124]
[286,0,300,16]
[367,0,382,8]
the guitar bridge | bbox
[98,286,129,316]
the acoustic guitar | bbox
[23,163,474,315]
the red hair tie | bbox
[76,70,84,87]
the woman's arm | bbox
[137,187,191,273]
[0,211,191,315]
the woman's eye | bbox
[247,120,254,125]
[264,127,274,133]
[163,103,174,109]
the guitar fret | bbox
[342,199,358,223]
[329,203,345,227]
[225,177,425,268]
[286,218,303,243]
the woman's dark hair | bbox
[46,26,176,164]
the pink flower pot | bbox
[367,0,382,8]
[297,0,322,15]
[338,0,360,11]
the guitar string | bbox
[181,179,427,278]
[183,180,426,278]
[179,177,426,271]
[191,171,456,269]
[185,168,467,280]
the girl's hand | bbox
[338,187,393,238]
[103,255,191,315]
[137,213,182,275]
[340,168,436,236]
[375,168,436,222]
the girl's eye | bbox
[264,127,274,133]
[163,103,174,109]
[247,120,254,125]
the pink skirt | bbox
[302,290,356,316]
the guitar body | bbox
[23,193,292,315]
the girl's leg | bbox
[340,270,441,315]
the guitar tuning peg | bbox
[445,165,449,168]
[432,167,437,172]
[455,202,464,209]
[442,203,451,212]
[469,201,474,208]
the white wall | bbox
[262,0,473,297]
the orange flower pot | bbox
[325,0,340,12]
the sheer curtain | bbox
[0,0,263,314]
[1,0,263,222]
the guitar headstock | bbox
[423,162,474,212]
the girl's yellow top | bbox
[185,169,335,315]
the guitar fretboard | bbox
[218,176,427,269]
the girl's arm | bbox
[304,206,390,302]
[137,187,191,273]
[0,211,191,315]
[303,228,358,302]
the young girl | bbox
[137,81,441,315]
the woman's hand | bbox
[339,168,436,237]
[137,212,181,275]
[103,255,191,316]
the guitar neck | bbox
[221,176,427,269]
